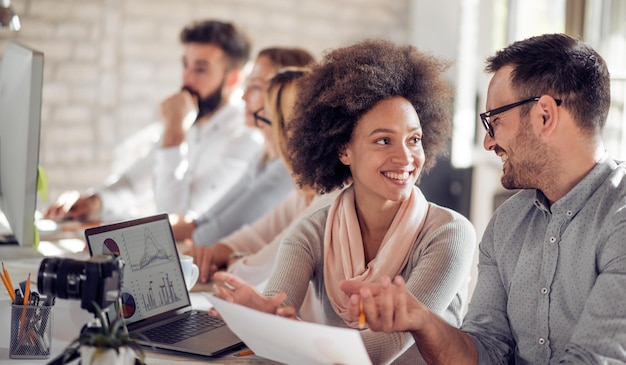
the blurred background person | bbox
[44,19,263,222]
[191,68,343,323]
[170,47,315,244]
[189,68,337,287]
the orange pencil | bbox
[2,262,15,292]
[1,270,16,303]
[19,273,31,341]
[23,273,31,305]
[358,300,365,329]
[1,262,16,303]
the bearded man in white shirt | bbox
[45,20,264,222]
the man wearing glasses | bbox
[341,33,626,364]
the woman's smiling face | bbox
[339,96,425,205]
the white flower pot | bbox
[80,345,136,365]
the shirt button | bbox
[549,237,557,243]
[538,338,546,345]
[541,287,548,294]
[566,210,573,217]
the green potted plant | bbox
[59,302,146,365]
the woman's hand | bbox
[211,272,287,315]
[276,305,299,320]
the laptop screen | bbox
[85,213,190,325]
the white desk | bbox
[0,239,281,365]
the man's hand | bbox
[192,243,233,283]
[170,214,196,242]
[342,276,478,364]
[44,191,101,222]
[160,89,198,147]
[341,275,426,333]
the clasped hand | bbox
[160,89,198,147]
[339,275,427,333]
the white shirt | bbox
[96,100,264,221]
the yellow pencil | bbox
[1,262,16,303]
[1,270,16,303]
[23,273,31,305]
[19,273,31,341]
[358,300,365,329]
[2,262,15,292]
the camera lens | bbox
[38,257,85,300]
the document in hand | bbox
[205,294,373,365]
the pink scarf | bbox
[323,184,429,328]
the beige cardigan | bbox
[223,189,342,287]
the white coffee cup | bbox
[179,254,199,291]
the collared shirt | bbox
[191,157,295,245]
[462,154,626,364]
[153,100,265,216]
[97,100,264,221]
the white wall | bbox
[0,0,412,202]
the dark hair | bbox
[180,20,251,69]
[486,33,611,133]
[287,39,453,193]
[257,47,315,69]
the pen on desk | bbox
[358,300,365,330]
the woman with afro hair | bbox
[212,39,476,364]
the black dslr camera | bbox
[37,254,124,314]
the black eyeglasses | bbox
[479,96,562,138]
[253,108,272,127]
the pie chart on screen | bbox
[103,238,121,256]
[120,292,136,318]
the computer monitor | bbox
[0,41,44,246]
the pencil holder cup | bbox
[9,304,54,359]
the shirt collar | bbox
[534,152,617,215]
[196,99,245,134]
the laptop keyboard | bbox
[141,312,226,344]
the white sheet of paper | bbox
[205,294,372,365]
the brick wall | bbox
[0,0,410,205]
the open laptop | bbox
[84,213,243,357]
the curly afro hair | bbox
[287,39,453,194]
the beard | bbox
[500,118,553,190]
[182,78,225,122]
